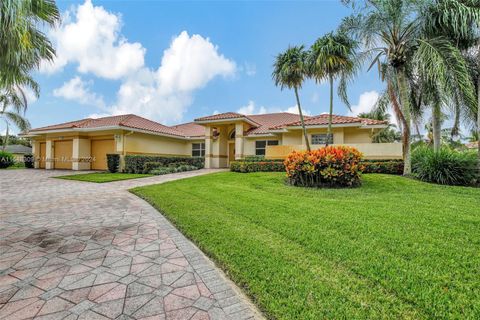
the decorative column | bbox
[32,141,39,168]
[72,137,91,170]
[45,140,54,169]
[204,126,213,168]
[235,122,244,160]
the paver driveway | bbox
[0,169,261,320]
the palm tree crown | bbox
[272,46,311,151]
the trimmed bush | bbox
[361,159,404,175]
[150,164,198,175]
[106,154,120,173]
[230,161,285,172]
[0,151,15,169]
[284,146,363,188]
[412,147,478,186]
[24,154,35,168]
[124,155,204,173]
[243,155,284,163]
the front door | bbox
[228,143,235,165]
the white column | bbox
[32,141,39,168]
[235,122,244,160]
[204,126,213,168]
[72,137,91,170]
[45,140,54,169]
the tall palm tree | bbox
[340,0,478,175]
[308,32,358,146]
[0,0,59,146]
[273,46,311,151]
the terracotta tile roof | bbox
[195,112,249,122]
[171,122,205,137]
[29,114,186,137]
[245,113,308,135]
[272,114,388,129]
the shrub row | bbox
[150,164,199,175]
[230,161,285,173]
[124,155,204,173]
[284,146,363,188]
[412,147,478,186]
[242,155,284,163]
[360,159,404,175]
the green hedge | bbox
[150,164,199,175]
[24,154,34,168]
[124,155,204,173]
[106,154,120,173]
[230,161,285,173]
[360,159,404,175]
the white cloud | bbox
[53,76,105,108]
[237,101,311,116]
[107,31,236,124]
[349,90,396,124]
[348,91,380,116]
[40,0,145,79]
[43,1,236,124]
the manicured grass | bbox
[131,172,480,319]
[55,172,152,183]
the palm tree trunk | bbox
[327,75,334,147]
[477,74,479,174]
[388,81,410,161]
[451,101,460,139]
[396,68,412,175]
[294,87,311,152]
[432,102,441,152]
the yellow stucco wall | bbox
[124,132,191,156]
[343,127,372,143]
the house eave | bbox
[25,126,189,140]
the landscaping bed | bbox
[132,172,480,319]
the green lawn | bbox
[55,172,152,183]
[131,172,480,319]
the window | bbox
[255,140,279,156]
[192,143,205,157]
[311,134,333,145]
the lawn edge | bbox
[130,186,268,320]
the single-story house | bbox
[3,144,32,162]
[24,112,402,170]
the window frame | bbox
[311,134,333,145]
[192,142,205,157]
[255,140,279,156]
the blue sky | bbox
[21,0,385,131]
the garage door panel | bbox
[39,143,46,169]
[91,139,115,170]
[54,140,73,170]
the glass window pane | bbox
[256,148,265,156]
[267,140,279,146]
[255,140,266,148]
[192,150,200,157]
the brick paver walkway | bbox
[0,169,262,320]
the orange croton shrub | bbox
[284,146,363,187]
